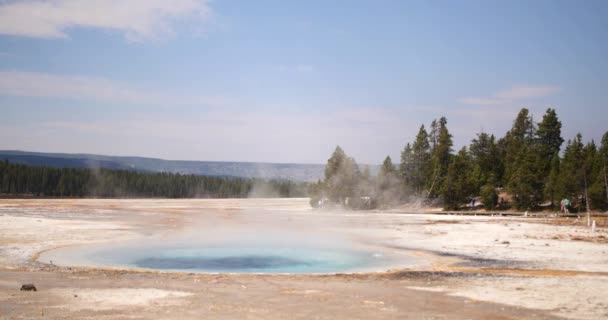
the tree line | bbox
[310,108,608,212]
[0,161,308,198]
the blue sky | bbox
[0,0,606,164]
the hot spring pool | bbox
[39,242,418,274]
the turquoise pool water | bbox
[39,242,416,274]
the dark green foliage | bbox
[429,117,453,197]
[9,106,605,214]
[441,147,475,210]
[399,143,415,192]
[544,152,560,208]
[470,132,501,189]
[582,141,599,211]
[589,131,608,210]
[503,108,536,184]
[507,144,545,210]
[557,134,586,210]
[410,125,432,194]
[536,108,564,174]
[0,161,307,198]
[480,183,498,210]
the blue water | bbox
[132,247,373,273]
[41,243,413,274]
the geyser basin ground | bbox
[39,241,418,274]
[3,199,607,319]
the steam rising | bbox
[38,207,419,273]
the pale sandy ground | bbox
[0,198,607,319]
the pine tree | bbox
[441,147,475,210]
[480,183,499,210]
[324,146,346,181]
[557,134,585,211]
[589,131,608,210]
[380,156,396,177]
[582,141,598,220]
[429,117,453,197]
[544,152,560,208]
[323,146,361,204]
[411,125,432,194]
[399,143,414,192]
[507,143,544,210]
[470,132,501,190]
[429,119,439,151]
[536,108,564,171]
[503,108,536,185]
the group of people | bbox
[560,198,571,213]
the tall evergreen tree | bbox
[399,143,414,192]
[429,117,453,197]
[503,108,536,185]
[544,152,560,208]
[411,125,432,194]
[507,143,544,210]
[536,108,564,170]
[589,131,608,210]
[557,134,585,210]
[582,141,598,218]
[441,147,475,210]
[380,156,396,176]
[324,146,346,181]
[429,119,439,150]
[470,132,501,189]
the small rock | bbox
[501,241,510,245]
[20,284,37,291]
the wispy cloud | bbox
[0,70,228,106]
[0,106,419,163]
[0,0,211,41]
[459,85,560,106]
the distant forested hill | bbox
[0,150,334,182]
[0,161,308,198]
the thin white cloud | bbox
[459,85,559,106]
[0,70,227,106]
[0,0,211,41]
[496,86,559,100]
[0,107,417,164]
